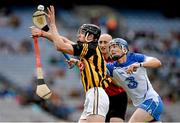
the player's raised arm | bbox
[46,5,58,34]
[127,56,162,74]
[46,5,74,55]
[141,56,162,68]
[31,5,74,55]
[31,26,75,55]
[60,36,76,45]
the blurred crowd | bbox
[0,5,180,121]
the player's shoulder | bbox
[128,52,144,58]
[129,52,143,56]
[128,52,145,63]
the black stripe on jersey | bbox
[87,59,96,88]
[98,46,105,77]
[93,54,98,72]
[93,54,102,86]
[82,70,88,92]
[82,58,94,92]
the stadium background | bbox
[0,0,180,121]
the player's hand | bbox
[126,63,140,74]
[66,58,78,65]
[47,6,56,27]
[46,5,59,36]
[30,26,42,37]
[66,58,78,69]
[66,58,85,71]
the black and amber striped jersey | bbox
[72,41,110,92]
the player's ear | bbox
[86,33,94,42]
[89,33,94,39]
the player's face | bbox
[77,29,86,42]
[109,44,124,58]
[77,29,95,43]
[98,37,110,54]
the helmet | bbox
[78,24,101,40]
[109,38,129,60]
[109,38,129,51]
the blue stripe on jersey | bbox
[106,52,145,77]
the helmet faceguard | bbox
[78,24,101,41]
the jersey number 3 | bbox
[125,76,138,89]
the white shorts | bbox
[80,87,109,120]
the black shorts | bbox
[105,92,128,122]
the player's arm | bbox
[126,54,162,74]
[40,31,75,46]
[141,56,162,68]
[60,36,76,45]
[31,5,75,55]
[31,27,75,55]
[50,33,75,55]
[37,30,75,45]
[129,56,162,70]
[46,5,75,55]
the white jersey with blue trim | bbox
[106,52,159,106]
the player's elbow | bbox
[54,42,66,52]
[155,59,162,68]
[56,44,74,55]
[56,45,66,53]
[54,44,62,51]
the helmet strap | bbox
[85,32,89,42]
[111,53,125,61]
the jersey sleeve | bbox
[144,56,154,61]
[133,53,145,62]
[72,42,96,59]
